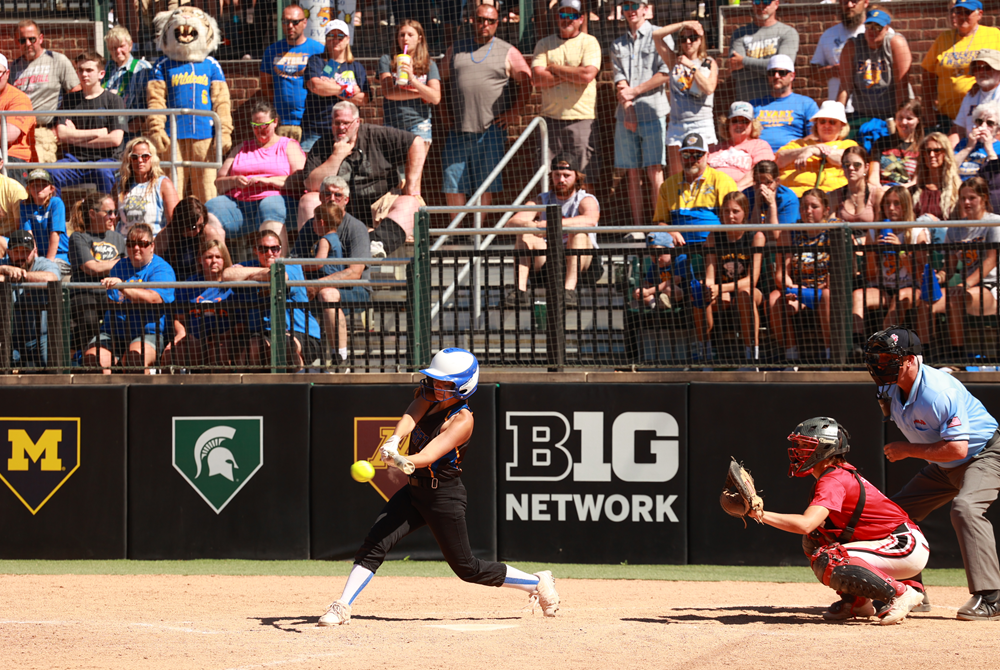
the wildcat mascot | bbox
[147,6,233,202]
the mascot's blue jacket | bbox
[150,57,227,140]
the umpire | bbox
[864,326,1000,621]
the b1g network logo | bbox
[172,417,263,513]
[0,418,80,514]
[505,411,680,523]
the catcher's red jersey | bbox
[811,465,914,541]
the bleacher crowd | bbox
[1,0,1000,372]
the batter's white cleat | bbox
[318,599,351,626]
[531,571,560,617]
[879,586,924,625]
[823,595,876,621]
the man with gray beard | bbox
[953,49,1000,141]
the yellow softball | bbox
[351,460,375,483]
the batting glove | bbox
[383,435,401,455]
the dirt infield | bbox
[1,575,996,669]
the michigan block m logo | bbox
[0,418,81,514]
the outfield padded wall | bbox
[0,386,126,559]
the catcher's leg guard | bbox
[810,543,905,603]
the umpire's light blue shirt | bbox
[888,362,998,469]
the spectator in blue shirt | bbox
[301,20,370,152]
[19,169,69,278]
[85,222,176,373]
[750,54,819,153]
[260,3,326,142]
[743,159,800,241]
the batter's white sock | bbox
[339,564,374,605]
[501,565,540,593]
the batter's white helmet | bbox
[420,348,479,399]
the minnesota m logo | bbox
[0,419,81,514]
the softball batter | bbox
[319,348,560,626]
[749,416,928,624]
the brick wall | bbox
[7,2,998,225]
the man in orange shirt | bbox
[0,52,35,187]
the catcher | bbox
[737,416,929,624]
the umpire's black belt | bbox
[408,476,460,489]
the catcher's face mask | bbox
[787,433,820,478]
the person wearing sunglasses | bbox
[776,99,858,196]
[0,230,60,368]
[954,100,1000,181]
[9,19,81,165]
[707,102,775,191]
[88,222,176,374]
[440,2,532,219]
[728,0,800,104]
[653,20,718,176]
[223,229,322,372]
[532,0,601,180]
[260,4,325,145]
[953,50,1000,145]
[836,9,912,138]
[610,0,669,233]
[50,52,126,199]
[301,20,371,154]
[921,0,1000,133]
[749,54,818,153]
[864,324,1000,621]
[909,132,962,238]
[920,0,1000,132]
[206,99,306,253]
[114,136,179,237]
[67,192,125,357]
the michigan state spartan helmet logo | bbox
[194,426,239,481]
[173,417,263,513]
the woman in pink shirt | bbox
[707,102,775,190]
[206,100,306,252]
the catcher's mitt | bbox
[720,457,764,526]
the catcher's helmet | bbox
[419,348,479,400]
[864,326,921,386]
[787,416,851,478]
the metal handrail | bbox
[429,117,550,251]
[0,108,224,187]
[424,117,549,322]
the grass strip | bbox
[0,560,969,586]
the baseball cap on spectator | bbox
[953,0,983,11]
[729,101,754,120]
[766,54,795,73]
[0,54,7,71]
[679,132,708,154]
[865,9,891,27]
[8,230,35,250]
[27,168,52,184]
[811,100,848,125]
[558,0,583,11]
[550,154,579,172]
[973,49,1000,71]
[324,19,350,36]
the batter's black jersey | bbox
[410,401,471,481]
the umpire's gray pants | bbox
[892,447,1000,594]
